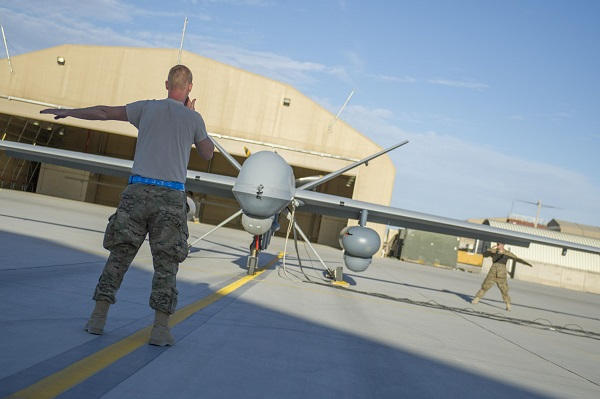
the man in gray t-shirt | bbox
[126,98,209,183]
[41,65,214,346]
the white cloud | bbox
[343,104,600,225]
[554,111,572,119]
[185,36,348,85]
[202,0,272,5]
[55,0,209,20]
[428,78,489,90]
[0,2,210,52]
[348,105,395,120]
[368,73,417,83]
[509,110,574,123]
[343,51,366,72]
[3,1,134,23]
[549,111,574,121]
[0,7,151,56]
[0,4,345,86]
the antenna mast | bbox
[177,17,188,64]
[328,89,354,133]
[1,24,13,73]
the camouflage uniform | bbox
[473,247,516,306]
[93,184,189,314]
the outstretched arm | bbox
[504,249,533,267]
[40,106,128,121]
[516,257,533,267]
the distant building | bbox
[459,215,548,252]
[451,216,600,293]
[547,219,600,240]
[483,219,600,294]
[386,228,459,269]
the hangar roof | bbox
[547,219,600,240]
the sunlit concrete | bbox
[1,189,599,398]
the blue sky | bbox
[1,0,599,226]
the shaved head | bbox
[167,65,193,90]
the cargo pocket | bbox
[103,210,145,250]
[174,219,189,262]
[151,210,189,263]
[167,213,189,263]
[103,213,118,250]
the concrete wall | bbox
[482,257,600,294]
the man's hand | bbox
[185,97,196,111]
[40,108,70,120]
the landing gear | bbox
[247,235,261,275]
[247,249,258,275]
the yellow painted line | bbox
[7,252,283,399]
[331,280,349,287]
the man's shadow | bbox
[442,289,474,303]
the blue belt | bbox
[128,175,185,191]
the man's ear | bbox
[165,80,169,90]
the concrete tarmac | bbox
[1,188,599,398]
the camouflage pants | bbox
[475,264,511,304]
[93,184,189,314]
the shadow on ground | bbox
[0,231,554,398]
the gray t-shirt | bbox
[126,98,208,183]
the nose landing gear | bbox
[247,235,261,275]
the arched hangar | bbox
[0,45,396,249]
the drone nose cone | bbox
[232,151,295,217]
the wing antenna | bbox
[297,140,408,191]
[208,134,242,171]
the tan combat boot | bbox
[471,297,480,305]
[149,310,175,346]
[85,300,110,335]
[505,302,511,311]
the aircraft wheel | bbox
[247,254,258,275]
